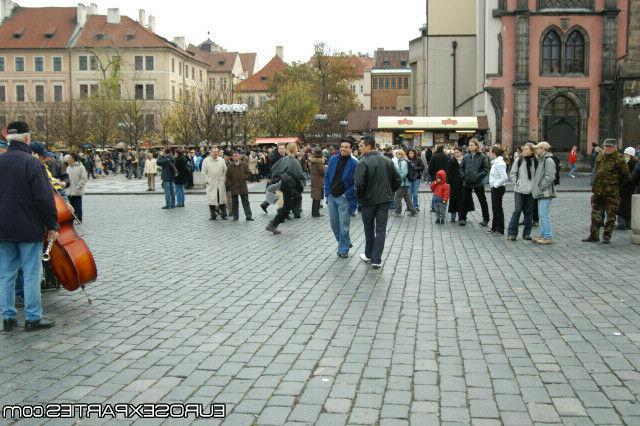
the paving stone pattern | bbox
[1,192,639,425]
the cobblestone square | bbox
[1,191,639,425]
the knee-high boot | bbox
[312,200,322,217]
[219,204,228,220]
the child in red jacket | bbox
[430,170,450,224]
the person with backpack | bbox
[393,150,418,217]
[406,149,424,211]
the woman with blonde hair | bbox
[393,149,418,217]
[143,152,157,191]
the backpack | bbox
[407,160,419,182]
[552,155,561,186]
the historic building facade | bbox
[485,0,630,154]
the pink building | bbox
[486,0,629,154]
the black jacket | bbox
[428,151,449,181]
[461,152,489,188]
[631,159,640,195]
[0,142,58,242]
[156,155,176,182]
[355,151,401,206]
[174,155,191,185]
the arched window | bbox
[564,30,586,74]
[541,29,561,75]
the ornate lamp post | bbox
[339,120,349,139]
[215,103,249,146]
[314,113,328,145]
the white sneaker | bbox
[360,253,371,263]
[371,263,382,269]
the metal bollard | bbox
[632,194,640,245]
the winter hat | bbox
[624,147,636,156]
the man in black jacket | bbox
[459,139,490,227]
[156,147,176,209]
[355,137,401,269]
[0,122,58,331]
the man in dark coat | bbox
[427,146,448,181]
[156,147,176,209]
[226,152,253,221]
[459,139,490,227]
[0,122,58,331]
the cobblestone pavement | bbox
[85,173,592,194]
[1,192,639,425]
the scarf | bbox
[517,156,538,180]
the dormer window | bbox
[12,29,24,39]
[260,76,268,82]
[218,60,225,66]
[125,33,135,41]
[95,33,105,40]
[45,28,56,39]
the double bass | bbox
[43,191,97,293]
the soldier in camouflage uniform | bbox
[582,139,630,244]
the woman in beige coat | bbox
[143,153,157,191]
[201,148,228,220]
[248,151,259,182]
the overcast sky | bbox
[16,0,426,68]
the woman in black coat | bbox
[447,146,474,222]
[174,149,191,207]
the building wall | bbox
[350,74,371,110]
[371,71,412,111]
[409,36,427,115]
[427,35,477,116]
[428,0,476,36]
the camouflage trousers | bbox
[590,195,620,240]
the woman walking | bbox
[308,148,326,217]
[507,142,537,241]
[393,150,418,217]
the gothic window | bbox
[541,29,561,75]
[564,30,586,74]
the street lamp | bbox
[315,113,328,145]
[623,96,640,108]
[339,120,349,138]
[214,103,249,146]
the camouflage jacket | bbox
[592,151,630,197]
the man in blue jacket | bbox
[0,122,58,331]
[325,139,359,258]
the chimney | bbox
[173,36,186,50]
[148,15,155,32]
[106,8,120,24]
[1,0,14,22]
[276,46,284,60]
[76,3,87,27]
[89,3,97,14]
[138,9,146,25]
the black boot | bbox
[312,200,322,217]
[260,201,269,214]
[209,205,216,220]
[220,204,229,220]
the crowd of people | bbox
[1,117,640,331]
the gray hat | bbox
[602,139,617,148]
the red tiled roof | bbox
[236,55,286,92]
[308,55,369,77]
[199,51,238,73]
[239,53,257,76]
[0,6,77,49]
[374,50,409,69]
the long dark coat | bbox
[226,161,250,196]
[308,157,326,200]
[175,154,191,185]
[619,156,638,219]
[446,156,474,214]
[428,151,449,181]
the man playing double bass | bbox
[0,122,58,331]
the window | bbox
[391,78,396,89]
[145,114,155,132]
[404,78,408,90]
[541,29,562,74]
[400,60,407,67]
[80,84,88,98]
[171,58,175,73]
[34,56,44,72]
[91,84,98,95]
[145,56,154,71]
[220,78,227,90]
[191,68,195,80]
[373,78,378,90]
[90,56,97,71]
[79,56,88,71]
[564,30,586,74]
[199,70,203,82]
[385,78,390,89]
[15,57,24,72]
[53,56,62,72]
[172,86,175,101]
[134,56,143,71]
[53,85,63,102]
[179,62,182,76]
[0,57,4,71]
[383,60,390,67]
[360,85,364,93]
[16,85,25,101]
[145,84,154,100]
[35,85,44,102]
[135,84,144,99]
[0,85,5,102]
[498,35,503,76]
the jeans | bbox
[460,186,490,222]
[68,195,83,222]
[0,242,43,321]
[537,198,553,239]
[433,196,447,221]
[361,203,389,265]
[175,184,185,206]
[162,181,176,208]
[490,186,505,234]
[328,195,352,255]
[568,163,577,176]
[409,179,420,210]
[507,192,534,237]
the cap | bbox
[624,147,636,156]
[6,121,29,135]
[603,139,617,148]
[533,141,551,151]
[29,141,54,158]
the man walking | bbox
[0,122,58,331]
[260,144,287,213]
[459,138,490,227]
[226,152,254,221]
[582,139,630,244]
[355,136,401,269]
[325,139,358,258]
